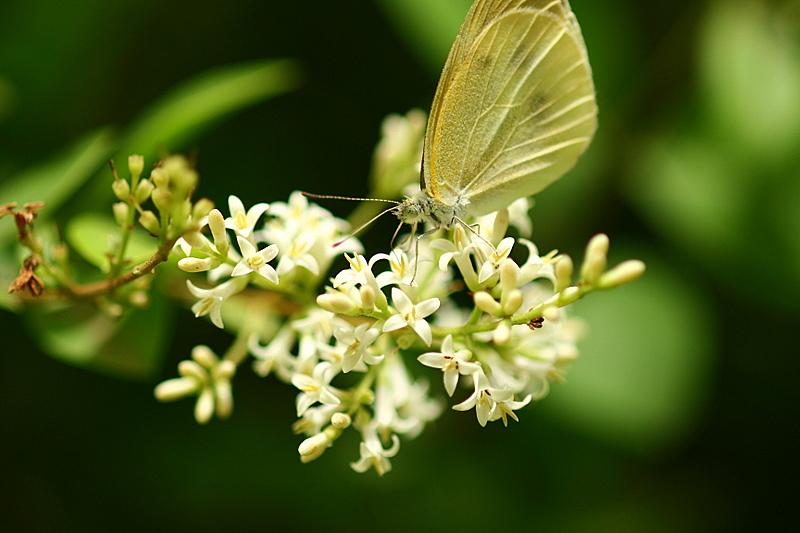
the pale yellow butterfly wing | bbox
[422,0,597,216]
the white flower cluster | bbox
[156,185,643,476]
[153,112,645,477]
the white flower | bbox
[477,237,516,284]
[507,197,532,238]
[231,236,279,283]
[333,253,379,289]
[418,335,481,396]
[517,239,556,285]
[333,323,382,373]
[224,195,269,237]
[452,372,532,427]
[186,278,245,329]
[350,425,401,477]
[153,345,236,424]
[432,224,476,272]
[383,288,440,346]
[291,362,341,416]
[374,352,441,437]
[292,404,340,436]
[372,249,414,287]
[276,232,320,276]
[248,328,296,382]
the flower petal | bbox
[382,314,408,333]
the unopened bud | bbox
[474,291,502,316]
[214,379,233,419]
[502,289,523,316]
[298,433,330,463]
[499,259,519,294]
[598,260,646,289]
[113,202,129,226]
[192,198,214,222]
[151,187,172,213]
[173,168,198,194]
[194,387,214,424]
[178,257,214,273]
[208,209,229,255]
[134,179,154,204]
[154,377,198,402]
[128,154,144,181]
[317,292,357,315]
[150,167,169,188]
[555,256,573,292]
[581,234,609,284]
[558,286,582,306]
[178,360,207,382]
[214,360,237,381]
[331,413,351,429]
[112,179,130,201]
[493,320,512,345]
[129,290,149,308]
[360,285,376,310]
[182,231,209,251]
[192,345,219,368]
[543,306,561,322]
[139,210,160,235]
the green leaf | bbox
[545,247,715,451]
[700,0,800,163]
[26,295,173,380]
[118,59,301,164]
[376,0,471,71]
[65,213,157,272]
[0,129,115,244]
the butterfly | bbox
[310,0,597,241]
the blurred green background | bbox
[2,0,798,531]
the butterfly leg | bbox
[455,217,492,247]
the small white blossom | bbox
[418,335,481,396]
[292,362,341,416]
[276,232,320,276]
[372,249,414,287]
[452,372,530,427]
[383,288,440,346]
[231,236,279,283]
[477,237,516,284]
[333,323,382,373]
[334,254,379,290]
[225,195,269,237]
[507,198,532,238]
[350,425,401,477]
[186,278,245,329]
[248,328,296,381]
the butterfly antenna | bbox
[301,192,400,205]
[333,205,399,248]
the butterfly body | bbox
[395,190,469,230]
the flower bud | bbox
[558,286,582,306]
[182,230,209,251]
[581,234,609,285]
[543,306,561,322]
[178,360,207,382]
[172,168,198,195]
[178,257,214,273]
[499,259,519,294]
[112,179,130,201]
[134,179,154,204]
[192,345,219,368]
[214,360,237,381]
[154,377,198,401]
[139,210,160,235]
[360,285,376,310]
[192,198,214,222]
[317,292,357,315]
[298,432,330,463]
[331,412,351,430]
[555,255,573,292]
[208,209,229,256]
[150,167,169,188]
[214,379,233,419]
[474,291,502,316]
[151,187,173,213]
[493,320,512,345]
[598,260,646,289]
[194,387,215,424]
[128,154,145,181]
[502,289,523,315]
[113,202,129,227]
